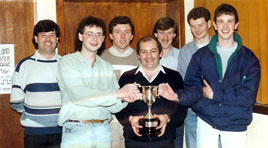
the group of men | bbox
[10,3,260,148]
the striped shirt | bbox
[10,51,62,135]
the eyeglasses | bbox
[83,32,103,40]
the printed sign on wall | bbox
[0,44,15,94]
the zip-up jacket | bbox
[176,33,261,131]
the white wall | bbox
[184,0,194,44]
[36,1,267,148]
[34,0,56,23]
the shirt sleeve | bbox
[56,56,121,107]
[115,72,134,126]
[106,74,128,113]
[177,46,190,79]
[176,52,203,106]
[10,64,25,113]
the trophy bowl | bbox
[138,85,160,136]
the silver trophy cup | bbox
[139,85,160,136]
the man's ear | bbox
[154,33,158,38]
[234,22,239,30]
[137,55,141,60]
[78,32,83,41]
[212,21,217,31]
[130,34,134,41]
[208,20,211,29]
[159,51,163,58]
[34,36,38,43]
[109,33,114,41]
[173,33,176,38]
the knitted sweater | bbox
[116,66,187,142]
[10,51,62,135]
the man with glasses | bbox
[56,16,142,148]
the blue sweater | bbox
[177,33,260,131]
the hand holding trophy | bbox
[138,85,160,136]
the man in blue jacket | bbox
[159,3,260,148]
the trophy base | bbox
[139,118,160,136]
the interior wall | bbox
[0,1,266,147]
[0,1,35,147]
[184,0,194,43]
[63,1,167,54]
[56,0,185,56]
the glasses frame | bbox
[83,31,104,40]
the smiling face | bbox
[154,28,176,50]
[34,31,58,56]
[189,17,211,40]
[79,26,105,53]
[213,14,239,41]
[109,24,133,52]
[138,39,162,71]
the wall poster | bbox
[0,44,14,94]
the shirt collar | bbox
[108,46,134,57]
[33,50,59,61]
[169,46,177,56]
[135,65,166,83]
[194,36,211,48]
[162,46,175,58]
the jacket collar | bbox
[208,32,242,54]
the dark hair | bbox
[74,16,106,53]
[214,3,239,24]
[187,7,211,25]
[108,16,135,43]
[109,16,135,35]
[152,17,177,35]
[136,35,162,55]
[32,20,60,49]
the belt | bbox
[67,119,105,124]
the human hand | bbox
[154,114,169,137]
[158,83,179,102]
[117,83,142,102]
[203,80,213,100]
[129,115,143,136]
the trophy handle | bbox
[153,86,160,98]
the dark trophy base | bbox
[139,118,160,136]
